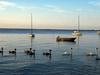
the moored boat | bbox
[72,16,82,36]
[56,36,76,42]
[72,31,82,36]
[97,31,100,35]
[28,13,35,38]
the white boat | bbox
[29,13,35,38]
[97,30,100,35]
[72,31,82,36]
[72,16,82,36]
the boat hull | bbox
[56,36,76,42]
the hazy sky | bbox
[0,0,100,29]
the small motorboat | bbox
[56,36,76,42]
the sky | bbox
[0,0,100,29]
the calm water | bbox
[0,29,100,75]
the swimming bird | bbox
[25,48,32,54]
[25,48,35,55]
[62,48,73,56]
[96,57,100,60]
[95,48,100,60]
[86,52,97,56]
[9,48,16,54]
[43,49,52,56]
[29,49,36,55]
[62,51,71,56]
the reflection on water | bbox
[0,31,100,75]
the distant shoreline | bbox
[0,28,98,31]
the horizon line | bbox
[0,28,98,30]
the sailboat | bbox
[29,13,35,37]
[97,30,100,35]
[72,16,82,36]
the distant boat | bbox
[97,30,100,35]
[72,16,82,36]
[29,13,35,38]
[56,36,76,42]
[72,31,81,36]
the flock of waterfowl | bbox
[0,14,100,61]
[62,48,100,60]
[0,47,52,57]
[0,47,100,60]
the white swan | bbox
[86,52,97,56]
[62,51,72,56]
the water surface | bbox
[0,29,100,75]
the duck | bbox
[9,48,16,54]
[43,49,52,56]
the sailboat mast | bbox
[31,13,33,34]
[31,37,32,49]
[78,16,80,31]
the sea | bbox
[0,29,100,75]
